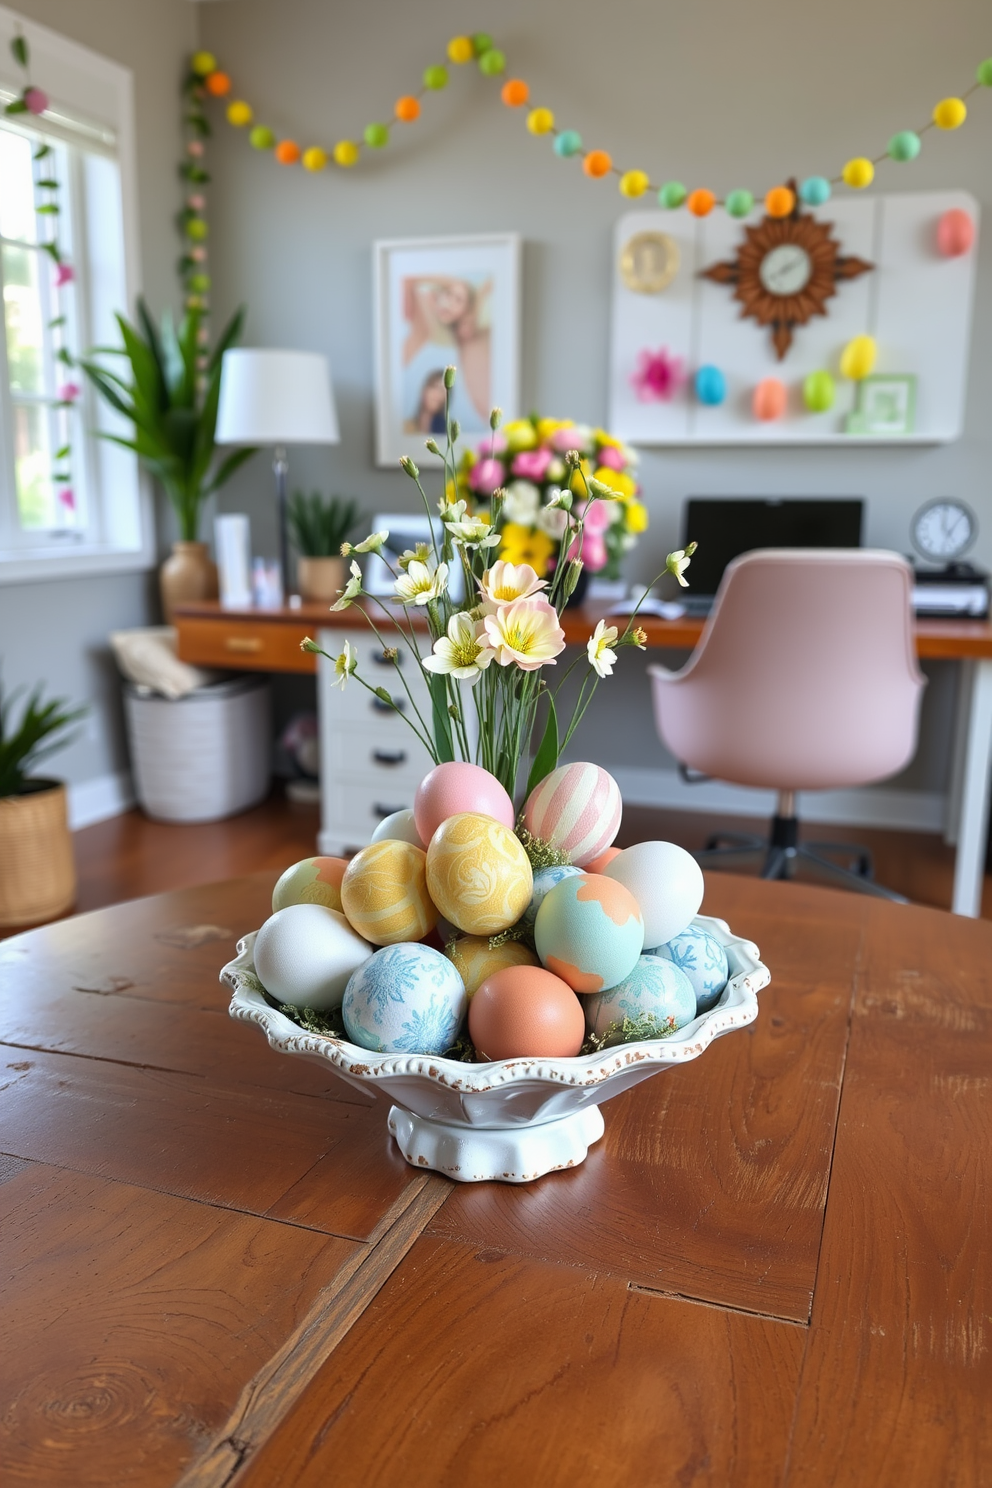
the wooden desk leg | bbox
[951,657,992,916]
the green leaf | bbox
[204,444,258,497]
[56,347,74,365]
[36,178,59,189]
[41,242,60,263]
[525,694,559,798]
[11,35,29,69]
[4,99,28,115]
[36,204,60,215]
[55,445,71,459]
[430,675,455,763]
[48,315,66,329]
[33,143,52,160]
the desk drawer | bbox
[325,778,424,845]
[177,617,316,674]
[327,722,432,783]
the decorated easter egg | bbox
[371,808,425,848]
[521,864,584,927]
[445,935,539,997]
[604,841,704,947]
[534,874,643,994]
[584,955,696,1046]
[803,370,835,413]
[753,377,787,421]
[469,965,585,1060]
[585,846,622,875]
[414,761,515,844]
[254,904,372,1011]
[653,924,729,1014]
[271,856,347,914]
[342,943,466,1054]
[937,207,975,258]
[426,812,533,935]
[523,762,621,866]
[340,840,436,946]
[839,335,877,381]
[695,365,727,406]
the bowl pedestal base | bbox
[387,1103,606,1184]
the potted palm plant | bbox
[287,491,363,602]
[0,680,86,929]
[81,300,257,620]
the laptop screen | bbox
[681,498,864,596]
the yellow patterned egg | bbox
[271,856,348,914]
[426,812,533,936]
[340,840,437,946]
[444,935,539,997]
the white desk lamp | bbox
[215,348,340,599]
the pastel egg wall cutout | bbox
[753,378,787,421]
[803,370,835,413]
[695,365,726,406]
[271,856,347,913]
[605,841,704,948]
[340,840,437,946]
[254,904,373,1011]
[523,762,622,866]
[342,943,466,1054]
[414,761,515,843]
[839,335,877,381]
[534,873,644,994]
[426,812,533,935]
[937,208,975,257]
[584,956,697,1046]
[469,965,585,1060]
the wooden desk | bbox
[174,601,992,917]
[1,874,988,1485]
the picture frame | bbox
[373,233,522,467]
[845,374,917,437]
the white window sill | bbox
[0,542,157,584]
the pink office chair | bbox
[648,549,926,900]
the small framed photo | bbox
[373,233,522,467]
[846,374,917,436]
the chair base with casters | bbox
[693,789,909,903]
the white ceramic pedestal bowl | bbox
[224,914,769,1185]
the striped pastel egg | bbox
[271,856,348,914]
[426,812,533,936]
[340,840,437,946]
[523,762,622,866]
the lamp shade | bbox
[215,348,340,445]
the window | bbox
[0,8,150,581]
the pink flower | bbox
[479,432,507,455]
[58,382,81,402]
[567,534,607,571]
[596,444,625,472]
[469,457,505,496]
[630,347,685,403]
[188,193,206,211]
[576,499,611,535]
[549,426,578,453]
[24,87,48,114]
[187,140,205,158]
[190,246,207,262]
[483,597,566,671]
[58,487,75,510]
[511,447,553,481]
[53,263,75,287]
[479,560,548,605]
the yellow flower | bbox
[626,499,649,534]
[593,466,636,501]
[568,458,594,496]
[536,417,572,442]
[592,428,624,450]
[484,597,566,671]
[502,419,539,453]
[480,560,548,605]
[499,523,555,576]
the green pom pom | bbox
[423,64,448,90]
[888,130,921,161]
[478,47,506,76]
[189,273,211,292]
[249,125,275,150]
[472,32,494,55]
[364,122,389,148]
[977,57,992,86]
[185,217,208,241]
[725,188,754,217]
[658,181,687,209]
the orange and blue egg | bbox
[534,873,644,994]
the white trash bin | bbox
[124,677,272,822]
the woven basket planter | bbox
[0,779,76,929]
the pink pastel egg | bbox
[523,762,622,866]
[936,208,975,258]
[414,761,515,844]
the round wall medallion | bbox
[620,231,680,294]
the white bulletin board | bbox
[608,191,978,445]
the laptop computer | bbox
[679,497,864,614]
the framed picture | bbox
[846,374,917,437]
[373,233,522,467]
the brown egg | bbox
[468,965,586,1061]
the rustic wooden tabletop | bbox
[0,872,988,1486]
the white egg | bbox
[253,903,373,1011]
[604,841,704,948]
[371,808,425,849]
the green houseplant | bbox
[81,300,257,620]
[287,491,363,603]
[0,680,86,929]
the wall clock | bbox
[700,184,874,359]
[911,498,977,564]
[620,231,680,294]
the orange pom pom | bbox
[686,188,716,217]
[764,185,795,218]
[275,140,301,165]
[501,78,529,107]
[583,149,612,179]
[205,71,231,97]
[395,95,421,123]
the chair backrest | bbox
[649,548,926,791]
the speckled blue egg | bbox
[521,864,584,928]
[342,942,466,1054]
[534,873,643,995]
[584,955,696,1044]
[652,924,729,1014]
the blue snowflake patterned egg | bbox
[584,955,697,1046]
[342,943,467,1055]
[521,864,584,928]
[652,924,729,1014]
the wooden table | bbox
[175,601,992,916]
[1,873,988,1486]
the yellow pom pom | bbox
[619,169,650,198]
[191,51,217,77]
[842,157,874,189]
[526,107,555,135]
[227,100,253,128]
[302,146,328,172]
[933,96,967,130]
[447,35,474,64]
[333,140,360,168]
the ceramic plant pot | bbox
[297,556,345,604]
[0,778,76,928]
[160,541,218,623]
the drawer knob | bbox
[373,802,408,818]
[224,636,263,653]
[373,749,408,767]
[371,695,406,713]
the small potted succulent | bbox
[287,491,363,603]
[0,680,86,929]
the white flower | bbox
[547,457,566,482]
[331,560,363,611]
[440,498,468,521]
[446,515,498,548]
[537,504,568,540]
[479,560,548,606]
[502,479,541,525]
[422,612,495,684]
[666,546,696,588]
[353,529,389,554]
[587,619,619,678]
[331,639,357,689]
[393,558,449,605]
[398,542,431,571]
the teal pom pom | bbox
[477,48,506,76]
[977,58,992,86]
[658,181,687,209]
[725,189,754,218]
[799,175,831,206]
[553,130,582,157]
[888,130,921,161]
[695,365,726,406]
